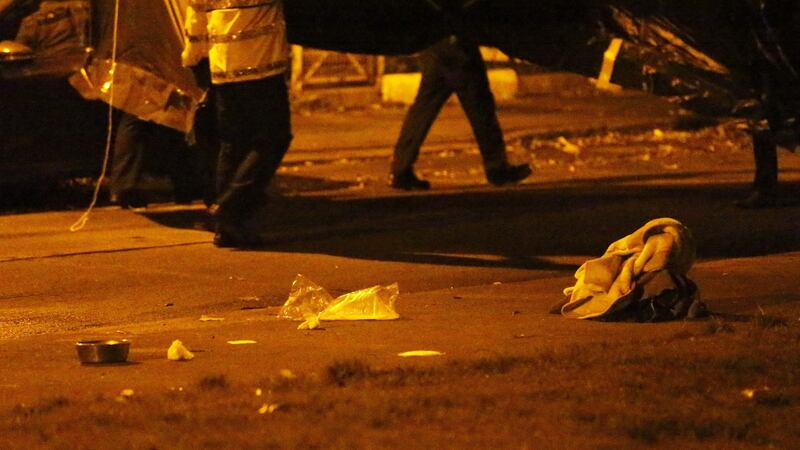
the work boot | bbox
[213,222,263,248]
[389,171,431,191]
[735,190,778,209]
[110,190,148,209]
[486,163,532,186]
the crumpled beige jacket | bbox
[560,218,696,319]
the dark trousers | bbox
[213,74,292,221]
[391,37,507,175]
[110,112,197,198]
[751,128,779,194]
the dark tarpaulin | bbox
[470,0,800,122]
[12,0,797,132]
[285,0,447,55]
[592,1,781,117]
[0,0,38,39]
[466,0,608,76]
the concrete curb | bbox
[296,72,604,108]
[381,69,519,104]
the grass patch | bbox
[754,391,794,407]
[720,356,767,373]
[3,326,799,449]
[468,356,525,375]
[198,374,228,390]
[704,318,736,335]
[11,397,70,417]
[751,313,788,330]
[326,359,373,386]
[625,416,757,444]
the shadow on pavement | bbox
[142,174,800,269]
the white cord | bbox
[70,0,120,232]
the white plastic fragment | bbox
[115,388,135,402]
[258,403,280,414]
[397,350,445,357]
[199,315,225,322]
[298,314,321,330]
[167,339,195,361]
[227,340,257,345]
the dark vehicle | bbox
[1,0,107,186]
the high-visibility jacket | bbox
[181,0,289,85]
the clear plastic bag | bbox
[318,283,400,321]
[277,274,334,320]
[278,274,400,322]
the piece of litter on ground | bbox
[115,388,135,402]
[556,136,581,156]
[279,274,400,322]
[255,388,262,396]
[242,306,267,311]
[227,340,257,345]
[167,339,195,361]
[298,314,321,330]
[258,403,280,414]
[493,281,502,285]
[199,315,225,322]
[741,386,770,400]
[398,350,445,357]
[239,296,267,310]
[280,369,296,379]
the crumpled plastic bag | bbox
[278,274,400,323]
[278,275,334,320]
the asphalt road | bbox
[1,91,799,417]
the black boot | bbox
[486,163,532,186]
[737,129,778,208]
[389,171,431,191]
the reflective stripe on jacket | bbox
[182,0,289,85]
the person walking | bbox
[181,0,292,247]
[389,35,531,190]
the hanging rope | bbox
[70,0,120,232]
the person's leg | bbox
[737,127,779,208]
[250,75,292,197]
[190,96,218,207]
[212,81,250,221]
[390,63,452,187]
[166,131,203,204]
[215,76,290,217]
[110,112,148,207]
[454,50,531,186]
[211,76,291,247]
[453,47,507,172]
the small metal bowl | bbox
[75,340,130,364]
